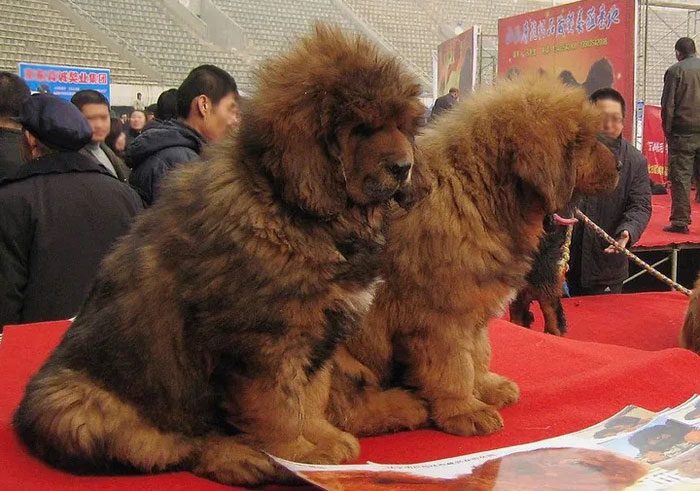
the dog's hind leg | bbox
[326,348,428,436]
[14,368,276,486]
[555,297,567,335]
[509,290,534,328]
[540,299,563,336]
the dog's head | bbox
[243,24,425,217]
[466,74,618,214]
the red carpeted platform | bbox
[521,291,689,351]
[635,194,700,248]
[1,315,699,490]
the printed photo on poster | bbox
[437,27,479,96]
[600,416,700,465]
[497,0,636,140]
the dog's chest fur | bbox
[302,208,387,375]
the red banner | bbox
[437,27,479,96]
[642,105,668,184]
[497,0,636,140]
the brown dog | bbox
[681,275,700,354]
[13,25,425,486]
[327,76,620,438]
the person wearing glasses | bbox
[566,88,651,296]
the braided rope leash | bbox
[574,209,691,296]
[558,224,574,277]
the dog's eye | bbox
[352,123,377,137]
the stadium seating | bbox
[0,0,693,102]
[0,0,147,84]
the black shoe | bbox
[663,224,689,234]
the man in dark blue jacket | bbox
[127,65,240,205]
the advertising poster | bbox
[437,26,479,96]
[18,62,111,102]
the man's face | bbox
[80,103,111,143]
[202,93,240,143]
[595,98,624,139]
[451,91,460,100]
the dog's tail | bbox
[13,367,196,474]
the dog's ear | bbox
[510,134,575,214]
[244,106,348,218]
[278,136,348,217]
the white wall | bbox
[110,84,172,107]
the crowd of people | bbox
[0,64,241,327]
[0,36,698,328]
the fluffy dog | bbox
[13,25,425,486]
[681,275,700,354]
[328,76,620,438]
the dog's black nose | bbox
[616,160,623,172]
[388,160,411,181]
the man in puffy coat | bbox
[567,88,651,295]
[127,64,240,205]
[0,94,143,328]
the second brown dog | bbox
[327,76,620,437]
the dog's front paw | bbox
[434,402,504,436]
[439,406,504,436]
[476,373,520,409]
[194,436,279,486]
[302,430,360,464]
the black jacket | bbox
[0,151,143,328]
[661,54,700,136]
[430,93,457,120]
[126,120,205,205]
[0,127,23,181]
[568,138,652,289]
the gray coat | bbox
[661,54,700,136]
[568,138,652,289]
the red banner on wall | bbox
[642,104,668,184]
[437,27,479,96]
[497,0,636,140]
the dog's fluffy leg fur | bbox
[471,326,520,410]
[398,317,505,437]
[13,369,276,486]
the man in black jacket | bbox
[0,94,143,328]
[430,87,459,121]
[567,88,651,295]
[71,89,131,182]
[661,37,700,234]
[0,72,30,180]
[127,65,240,205]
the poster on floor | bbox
[497,0,636,140]
[437,26,479,96]
[18,62,111,102]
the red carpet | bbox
[519,291,689,351]
[1,316,699,490]
[635,194,700,248]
